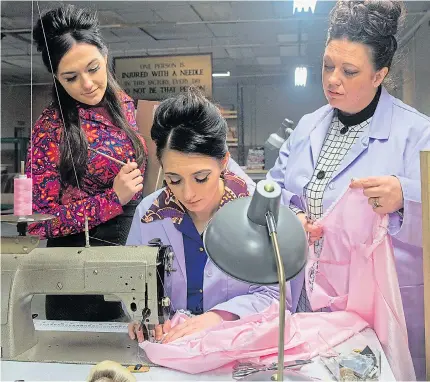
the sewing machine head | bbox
[0,224,174,362]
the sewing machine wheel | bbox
[241,370,314,381]
[0,213,56,223]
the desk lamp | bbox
[203,179,308,381]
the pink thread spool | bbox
[14,161,32,217]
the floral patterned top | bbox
[25,92,147,239]
[141,170,250,225]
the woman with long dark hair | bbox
[26,5,147,321]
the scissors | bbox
[232,360,313,379]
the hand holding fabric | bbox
[128,320,171,343]
[349,176,403,214]
[296,212,323,244]
[162,312,223,344]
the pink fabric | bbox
[305,187,415,381]
[140,187,414,379]
[141,303,368,374]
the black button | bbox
[340,126,349,135]
[316,170,325,180]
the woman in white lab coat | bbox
[267,1,430,378]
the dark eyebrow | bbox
[165,169,212,176]
[342,62,359,69]
[60,58,99,76]
[323,56,359,70]
[322,56,332,64]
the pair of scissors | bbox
[232,360,313,379]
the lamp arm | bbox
[266,212,286,382]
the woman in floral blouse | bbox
[26,5,147,321]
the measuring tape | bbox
[33,319,129,333]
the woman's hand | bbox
[128,320,172,343]
[350,176,403,214]
[162,312,223,344]
[113,161,143,205]
[296,212,323,244]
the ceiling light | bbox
[293,0,317,13]
[212,71,231,77]
[295,67,307,87]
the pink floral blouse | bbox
[25,92,147,239]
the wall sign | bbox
[113,54,212,100]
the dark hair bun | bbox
[152,87,228,161]
[329,1,403,39]
[365,1,402,36]
[33,4,99,53]
[327,1,404,70]
[154,87,213,132]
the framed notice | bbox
[113,54,212,100]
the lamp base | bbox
[240,370,313,381]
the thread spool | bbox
[14,161,32,217]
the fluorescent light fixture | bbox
[295,67,307,87]
[293,0,317,13]
[212,71,231,77]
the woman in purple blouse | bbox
[127,89,284,344]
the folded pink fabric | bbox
[141,303,368,374]
[305,187,415,381]
[140,188,414,380]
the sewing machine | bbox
[0,215,174,365]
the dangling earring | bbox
[220,168,227,179]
